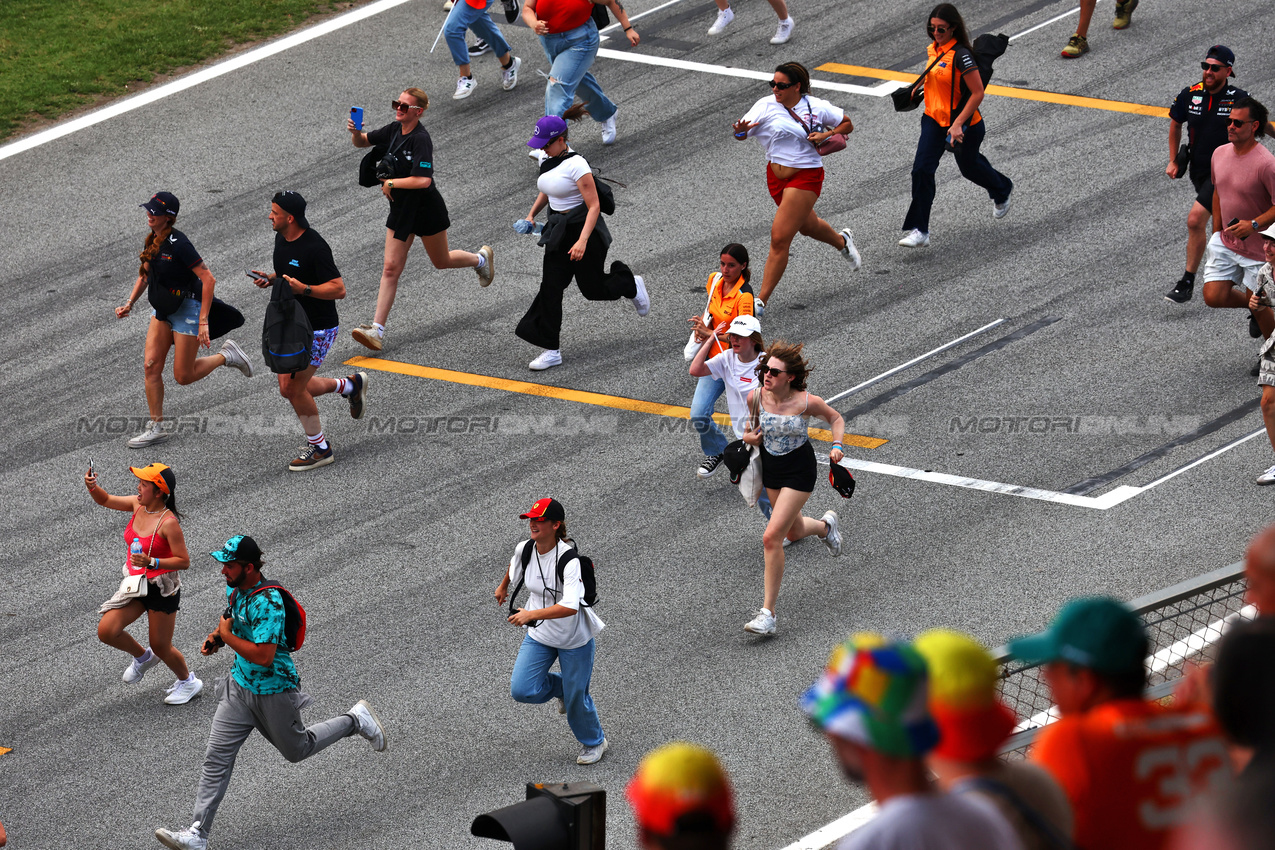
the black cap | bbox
[1206,45,1236,71]
[141,191,180,216]
[272,190,310,229]
[211,535,264,566]
[722,442,753,484]
[519,498,565,522]
[829,464,856,498]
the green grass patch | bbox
[0,0,360,140]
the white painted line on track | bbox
[779,802,879,850]
[825,319,1006,403]
[0,0,413,163]
[595,49,888,96]
[1008,0,1102,41]
[1137,428,1267,492]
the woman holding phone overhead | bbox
[898,4,1013,249]
[732,62,860,315]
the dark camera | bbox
[375,151,408,181]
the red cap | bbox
[520,498,565,521]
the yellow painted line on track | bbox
[0,746,11,755]
[816,62,1170,118]
[346,356,888,449]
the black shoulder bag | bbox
[891,49,949,112]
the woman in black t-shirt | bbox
[115,192,253,449]
[346,88,495,352]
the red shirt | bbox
[539,0,594,33]
[125,511,175,580]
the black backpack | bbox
[261,277,313,374]
[969,33,1009,86]
[507,540,597,626]
[539,152,616,215]
[229,580,308,651]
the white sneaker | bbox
[754,298,765,318]
[123,651,161,684]
[219,339,253,377]
[453,76,477,100]
[128,420,169,449]
[630,275,650,317]
[782,537,792,548]
[155,823,206,850]
[349,699,388,752]
[443,0,454,8]
[744,608,777,635]
[601,110,617,145]
[476,245,495,287]
[993,196,1012,219]
[1257,464,1275,485]
[529,349,562,371]
[501,56,521,91]
[898,228,930,248]
[821,510,842,556]
[770,16,793,44]
[838,229,861,271]
[577,737,608,765]
[164,675,204,705]
[352,325,384,351]
[707,6,734,34]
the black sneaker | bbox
[1252,360,1262,377]
[1250,313,1263,339]
[501,0,519,22]
[289,443,335,472]
[347,371,368,420]
[697,454,724,479]
[468,39,491,57]
[1164,276,1193,303]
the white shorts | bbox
[1204,232,1264,293]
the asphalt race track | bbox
[3,0,1275,846]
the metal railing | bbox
[994,561,1251,759]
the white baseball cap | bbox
[727,315,762,337]
[1259,224,1275,240]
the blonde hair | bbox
[402,87,429,111]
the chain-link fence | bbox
[995,562,1252,759]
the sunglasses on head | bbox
[392,100,421,111]
[1202,62,1229,72]
[768,80,796,90]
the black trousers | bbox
[516,222,636,351]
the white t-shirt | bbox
[741,94,845,170]
[507,539,605,650]
[837,791,1024,850]
[537,151,592,212]
[705,349,764,438]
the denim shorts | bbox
[152,297,201,336]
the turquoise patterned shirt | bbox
[228,583,300,694]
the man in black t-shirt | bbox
[250,192,368,472]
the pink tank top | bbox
[124,511,174,580]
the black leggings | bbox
[515,221,637,351]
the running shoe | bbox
[1258,464,1275,485]
[698,454,724,479]
[707,7,734,34]
[993,196,1012,219]
[164,675,204,705]
[577,738,608,765]
[468,39,491,57]
[1165,276,1194,303]
[501,0,519,22]
[347,372,368,420]
[898,229,930,248]
[1112,0,1137,28]
[123,651,161,684]
[1061,34,1089,58]
[352,325,384,351]
[128,420,169,449]
[349,699,389,752]
[744,608,777,635]
[289,443,335,472]
[821,510,842,557]
[501,56,521,91]
[754,298,765,318]
[602,110,618,145]
[155,824,207,850]
[453,76,477,100]
[631,275,650,316]
[839,229,861,270]
[477,245,495,287]
[529,349,563,371]
[443,0,454,9]
[770,17,793,44]
[219,339,253,377]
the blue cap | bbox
[141,191,180,216]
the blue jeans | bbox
[444,0,511,67]
[902,113,1012,234]
[510,634,604,747]
[690,375,729,457]
[539,23,616,122]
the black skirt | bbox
[760,440,816,492]
[386,185,451,241]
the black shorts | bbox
[1190,170,1214,210]
[386,186,451,241]
[760,440,817,493]
[144,582,180,614]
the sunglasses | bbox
[1201,62,1229,72]
[768,80,796,90]
[392,100,421,111]
[1230,117,1256,127]
[761,366,788,377]
[926,23,952,35]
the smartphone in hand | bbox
[350,106,364,131]
[247,271,269,281]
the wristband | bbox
[624,25,634,31]
[152,557,159,569]
[734,131,748,138]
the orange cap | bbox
[130,463,174,495]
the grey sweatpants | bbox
[192,676,355,836]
